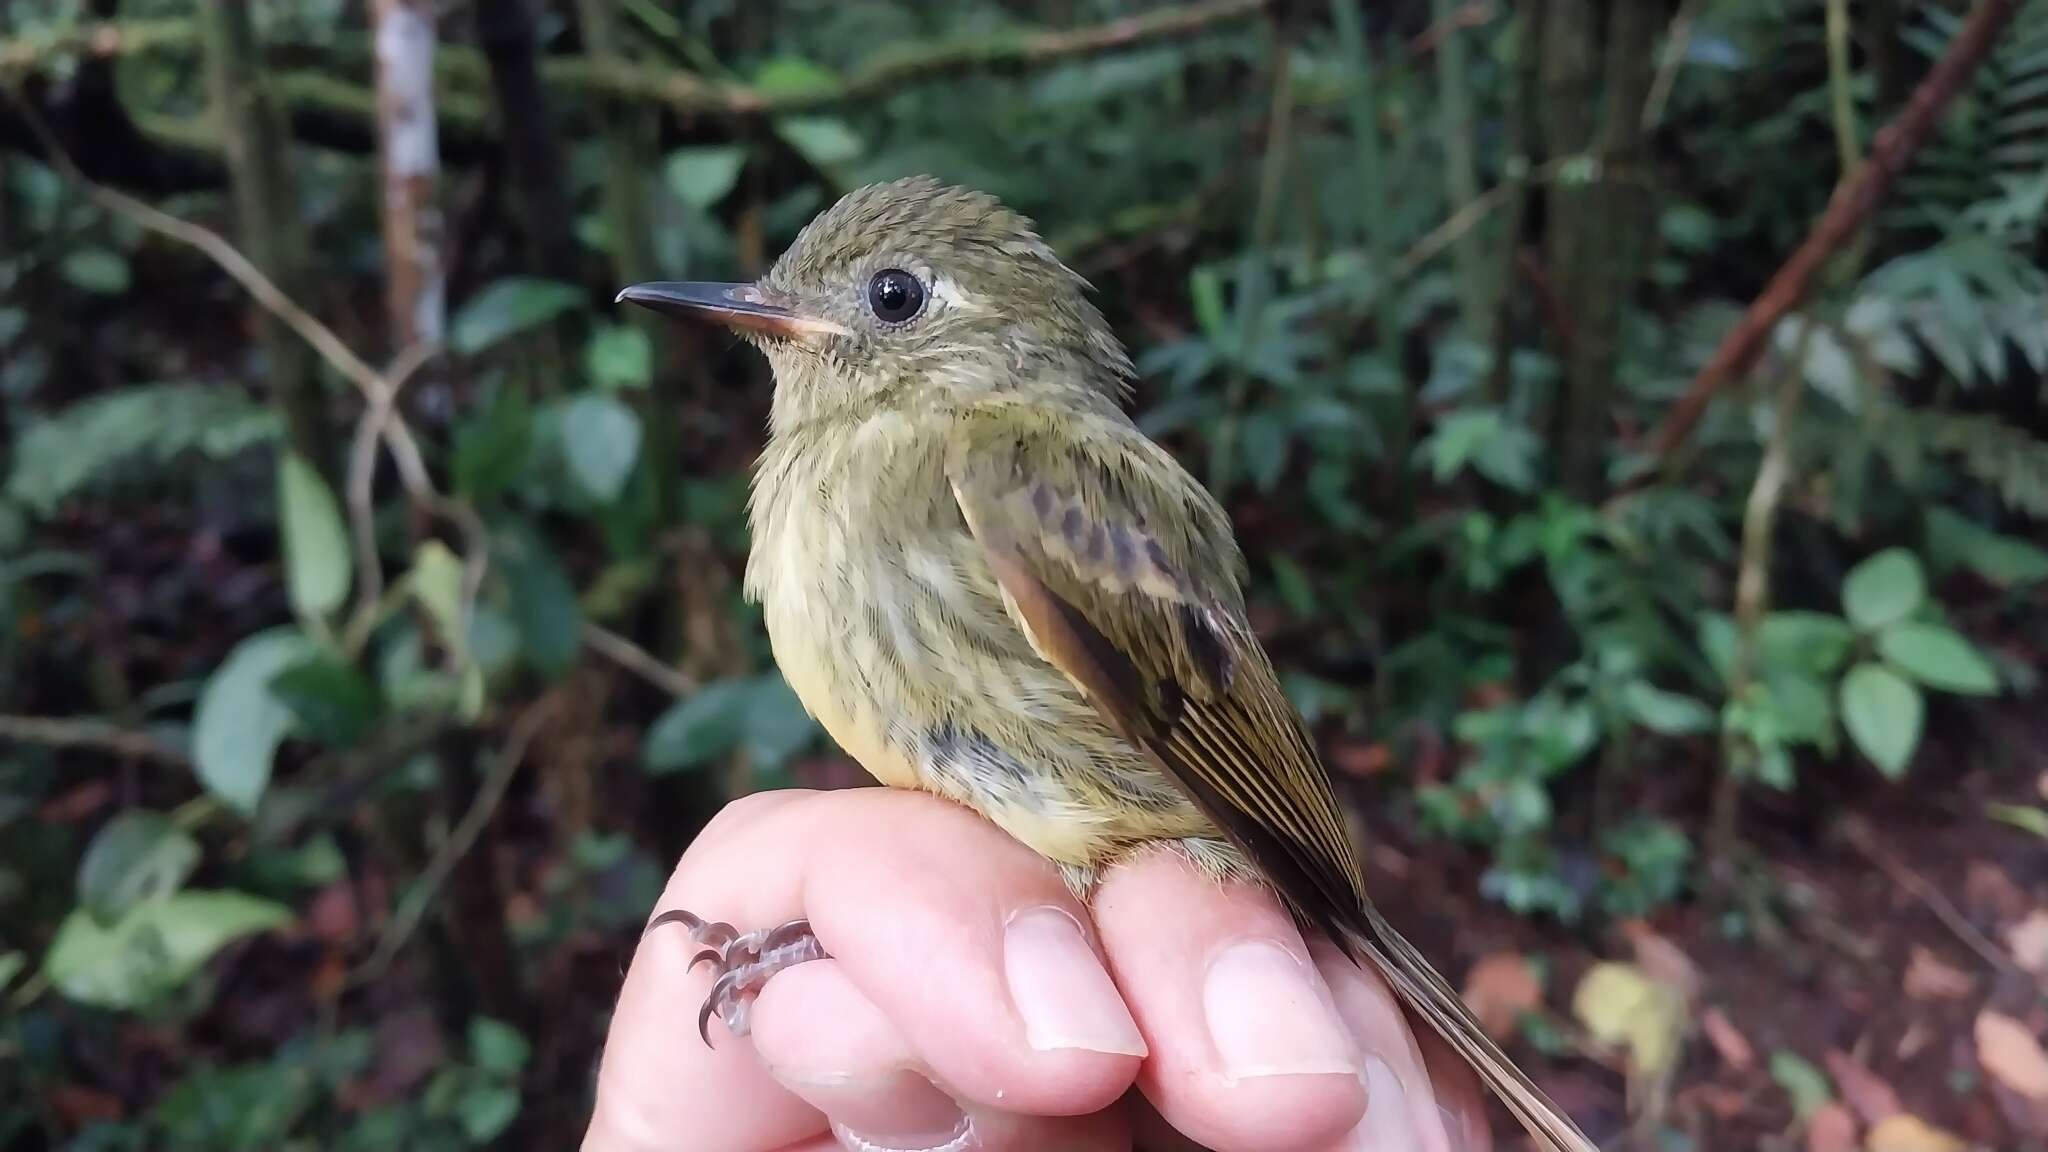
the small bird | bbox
[620,176,1593,1152]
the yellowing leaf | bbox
[1571,961,1686,1082]
[1976,1010,2048,1101]
[1864,1114,1967,1152]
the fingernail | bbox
[1204,939,1360,1082]
[1346,1058,1417,1151]
[1003,906,1148,1057]
[812,1072,975,1152]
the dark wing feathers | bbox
[945,410,1598,1152]
[945,413,1366,928]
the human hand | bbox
[582,787,1493,1152]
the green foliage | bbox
[44,890,291,1010]
[645,672,820,778]
[5,1,2046,1144]
[5,383,277,515]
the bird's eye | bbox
[866,268,926,324]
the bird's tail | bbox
[1347,904,1599,1152]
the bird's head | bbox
[618,176,1132,429]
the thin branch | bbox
[583,623,695,698]
[1840,818,2019,976]
[6,92,487,666]
[348,700,552,987]
[2,1,1271,125]
[0,714,189,767]
[1644,0,2023,464]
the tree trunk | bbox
[475,0,576,282]
[1540,0,1660,499]
[372,0,447,359]
[199,0,330,479]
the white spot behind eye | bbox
[926,275,982,313]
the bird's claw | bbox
[646,910,827,1046]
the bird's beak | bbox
[614,281,847,342]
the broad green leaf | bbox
[61,248,131,295]
[1842,548,1925,630]
[409,539,467,654]
[452,278,582,356]
[740,672,819,771]
[495,527,581,678]
[1623,682,1715,735]
[1840,662,1923,778]
[1926,508,2048,587]
[1877,622,1999,695]
[77,811,200,924]
[6,383,277,515]
[278,453,351,621]
[1240,410,1289,493]
[665,146,747,209]
[1768,1050,1832,1119]
[457,1084,521,1144]
[585,324,652,391]
[193,629,317,815]
[0,951,23,991]
[776,117,863,167]
[751,56,840,96]
[1698,613,1738,682]
[453,389,535,501]
[469,1016,531,1077]
[560,394,642,503]
[1756,611,1855,676]
[269,654,383,747]
[644,679,754,773]
[43,889,291,1009]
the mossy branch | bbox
[2,0,1272,154]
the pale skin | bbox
[582,788,1495,1152]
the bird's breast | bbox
[744,413,1209,863]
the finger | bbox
[585,793,825,1152]
[1411,1021,1493,1152]
[594,785,1143,1150]
[754,788,1145,1117]
[1090,848,1369,1152]
[755,960,1132,1151]
[1311,939,1459,1152]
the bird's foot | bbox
[646,910,828,1046]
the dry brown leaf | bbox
[1965,861,2027,921]
[1621,919,1703,1002]
[1864,1114,1968,1152]
[1702,1007,1755,1071]
[1806,1102,1859,1152]
[1902,946,1974,1001]
[1461,952,1542,1038]
[2008,909,2048,977]
[1825,1050,1903,1125]
[1976,1010,2048,1101]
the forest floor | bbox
[1348,711,2048,1151]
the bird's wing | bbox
[943,406,1366,942]
[946,406,1599,1152]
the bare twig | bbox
[0,714,189,767]
[1711,319,1816,868]
[583,623,695,698]
[1644,0,2023,463]
[5,91,485,664]
[3,1,1271,127]
[348,700,552,987]
[1840,818,2018,976]
[1640,0,1700,131]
